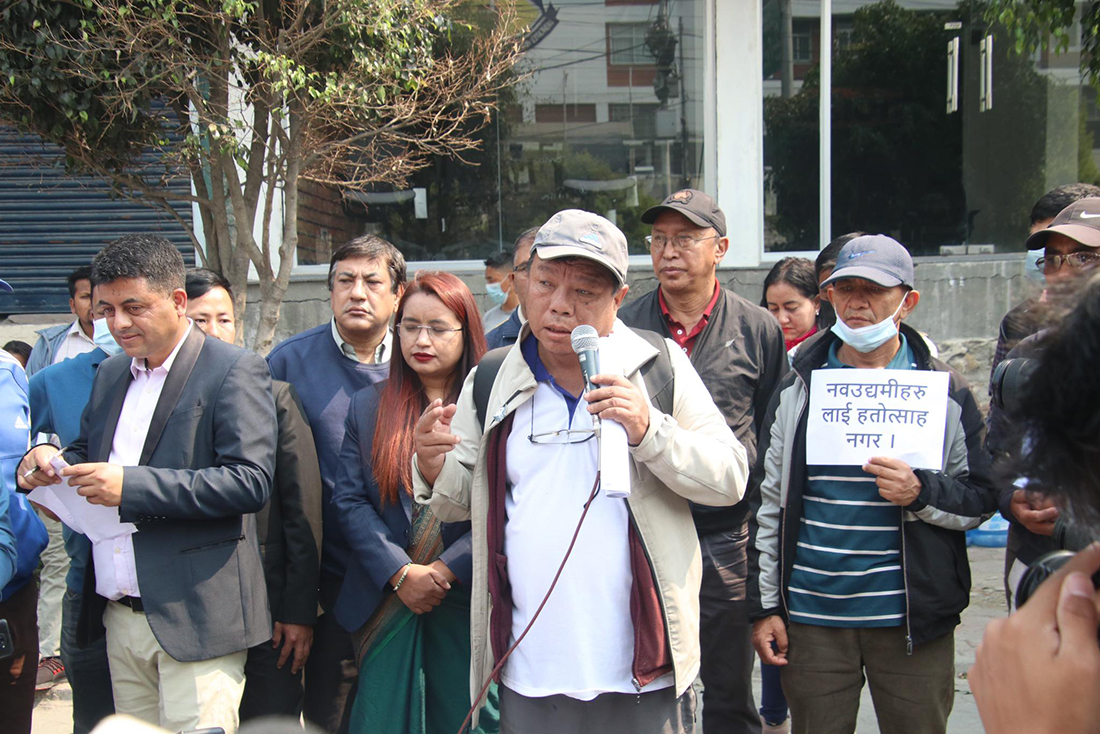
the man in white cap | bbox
[413,209,749,732]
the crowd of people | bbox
[0,183,1096,734]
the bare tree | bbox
[0,0,522,351]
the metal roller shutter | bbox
[0,125,195,314]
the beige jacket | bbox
[412,320,749,711]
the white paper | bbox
[593,331,633,499]
[27,456,136,543]
[805,369,950,470]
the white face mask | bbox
[830,296,907,353]
[92,318,123,357]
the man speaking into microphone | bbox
[413,209,748,733]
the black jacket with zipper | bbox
[746,323,998,647]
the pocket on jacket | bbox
[184,537,246,642]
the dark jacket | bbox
[69,328,277,661]
[485,308,522,351]
[261,381,323,627]
[619,285,789,535]
[332,382,473,634]
[746,324,998,647]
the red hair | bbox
[371,270,487,506]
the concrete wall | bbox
[245,253,1035,345]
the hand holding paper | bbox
[585,373,650,445]
[16,444,62,490]
[863,456,922,506]
[27,455,136,543]
[63,461,124,507]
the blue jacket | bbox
[485,307,522,351]
[0,349,48,598]
[26,322,70,377]
[332,382,472,633]
[267,323,389,588]
[28,347,106,591]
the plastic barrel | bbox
[966,514,1010,547]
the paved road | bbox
[32,547,1008,733]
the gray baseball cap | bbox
[640,188,727,236]
[532,210,629,286]
[1025,197,1100,250]
[820,234,915,289]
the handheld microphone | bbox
[570,325,600,393]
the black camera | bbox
[1015,519,1100,609]
[990,357,1037,415]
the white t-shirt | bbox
[501,372,672,699]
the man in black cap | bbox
[619,189,788,734]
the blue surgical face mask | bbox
[830,296,907,353]
[486,282,508,306]
[92,318,123,357]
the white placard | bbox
[806,369,950,470]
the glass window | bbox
[297,0,711,264]
[608,23,657,66]
[762,0,1100,257]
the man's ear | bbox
[172,288,188,316]
[612,284,630,309]
[714,236,730,264]
[900,289,920,318]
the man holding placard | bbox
[746,235,996,734]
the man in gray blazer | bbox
[18,235,277,734]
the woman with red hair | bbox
[332,270,495,733]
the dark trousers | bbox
[60,587,115,734]
[0,581,38,734]
[239,634,306,722]
[698,524,760,734]
[781,623,954,734]
[304,574,358,734]
[500,684,696,734]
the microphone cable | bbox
[455,469,602,734]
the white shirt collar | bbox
[66,319,95,345]
[330,317,392,364]
[130,320,194,378]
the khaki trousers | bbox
[780,623,954,734]
[104,601,247,733]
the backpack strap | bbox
[474,346,511,430]
[633,329,675,416]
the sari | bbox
[349,503,499,734]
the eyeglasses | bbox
[398,321,463,341]
[1035,251,1100,272]
[645,234,720,254]
[527,392,597,445]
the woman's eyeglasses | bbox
[398,321,463,342]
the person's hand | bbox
[414,399,460,487]
[16,445,62,490]
[272,622,313,674]
[586,374,651,445]
[751,615,789,666]
[864,456,921,506]
[63,463,124,507]
[391,564,450,614]
[1009,489,1059,536]
[970,542,1100,734]
[430,559,458,585]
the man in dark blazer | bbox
[19,235,277,734]
[184,267,323,722]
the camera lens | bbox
[1015,550,1100,609]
